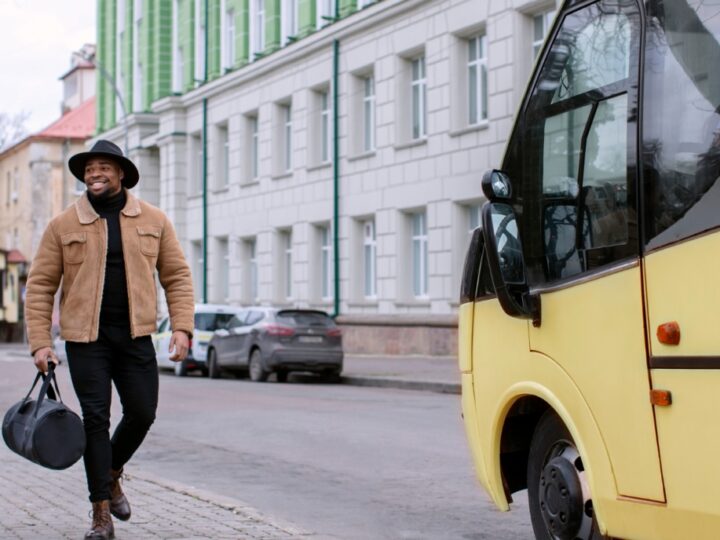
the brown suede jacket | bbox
[25,190,195,354]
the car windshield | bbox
[276,311,334,327]
[195,312,237,331]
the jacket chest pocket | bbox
[137,226,161,256]
[61,232,87,264]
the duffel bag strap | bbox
[33,364,63,418]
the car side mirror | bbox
[482,202,541,326]
[215,328,230,338]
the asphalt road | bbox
[0,354,533,539]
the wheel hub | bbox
[539,455,584,540]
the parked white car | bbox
[153,304,245,376]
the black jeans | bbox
[66,324,158,502]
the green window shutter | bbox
[298,0,315,37]
[154,0,173,101]
[208,0,221,79]
[265,0,281,52]
[339,0,355,18]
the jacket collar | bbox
[75,189,141,224]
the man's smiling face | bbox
[84,158,124,200]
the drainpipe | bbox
[202,97,208,303]
[201,0,209,303]
[332,39,340,318]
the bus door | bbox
[505,0,664,501]
[641,0,720,516]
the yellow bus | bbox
[459,0,720,538]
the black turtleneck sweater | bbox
[89,190,130,326]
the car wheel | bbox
[207,349,222,379]
[276,370,288,383]
[527,411,606,540]
[174,359,188,377]
[249,349,269,382]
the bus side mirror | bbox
[482,202,541,326]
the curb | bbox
[339,375,460,395]
[129,468,320,538]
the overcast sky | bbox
[1,0,96,134]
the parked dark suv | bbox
[206,308,343,382]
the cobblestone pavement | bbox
[0,445,315,540]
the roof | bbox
[7,249,26,264]
[36,97,96,140]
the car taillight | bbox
[265,324,295,336]
[326,327,342,337]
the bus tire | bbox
[527,410,606,540]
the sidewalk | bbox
[0,343,461,395]
[339,354,460,394]
[0,445,317,540]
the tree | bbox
[0,112,30,153]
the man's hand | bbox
[169,331,190,361]
[33,346,59,373]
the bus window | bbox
[644,0,720,249]
[509,0,639,284]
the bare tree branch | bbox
[0,111,30,153]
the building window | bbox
[358,0,374,7]
[411,212,428,297]
[216,237,229,302]
[282,104,292,172]
[246,238,258,302]
[468,35,487,125]
[5,172,11,206]
[468,204,482,232]
[250,0,265,58]
[191,240,203,301]
[319,224,332,300]
[190,133,202,193]
[411,56,427,140]
[320,90,331,163]
[222,3,235,70]
[132,0,143,112]
[317,0,332,28]
[533,8,556,59]
[363,219,376,298]
[280,229,293,300]
[216,124,229,188]
[245,114,259,181]
[172,0,184,92]
[282,0,298,45]
[195,0,206,81]
[363,75,375,152]
[12,168,18,204]
[116,0,126,121]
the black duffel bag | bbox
[2,363,85,470]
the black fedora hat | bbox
[69,140,140,189]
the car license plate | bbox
[298,336,323,343]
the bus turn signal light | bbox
[657,321,681,345]
[650,389,672,407]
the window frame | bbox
[411,56,427,140]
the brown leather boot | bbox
[109,468,131,521]
[84,500,114,539]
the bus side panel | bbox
[651,371,720,528]
[528,267,665,501]
[469,299,529,509]
[644,233,720,524]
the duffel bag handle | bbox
[33,363,63,418]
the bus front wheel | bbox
[527,411,606,540]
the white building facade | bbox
[96,0,559,355]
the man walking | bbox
[25,140,195,539]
